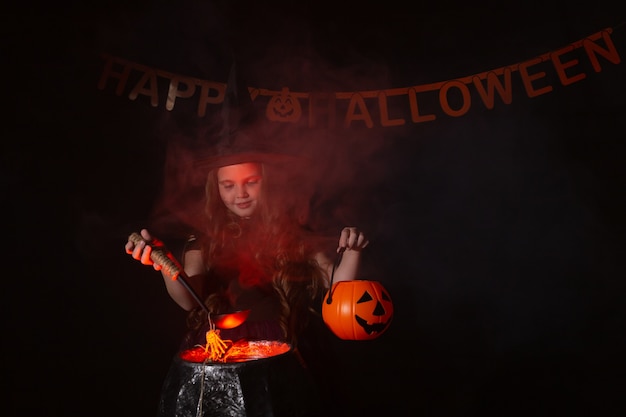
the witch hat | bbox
[194,59,303,170]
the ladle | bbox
[129,232,250,329]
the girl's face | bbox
[216,162,263,218]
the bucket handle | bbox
[325,247,345,304]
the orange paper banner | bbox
[98,28,621,128]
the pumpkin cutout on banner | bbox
[322,280,393,340]
[265,87,302,122]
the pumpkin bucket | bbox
[322,280,394,340]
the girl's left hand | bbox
[338,227,369,253]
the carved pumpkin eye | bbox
[357,291,373,303]
[322,280,394,340]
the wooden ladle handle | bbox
[128,232,183,280]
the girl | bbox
[125,159,369,350]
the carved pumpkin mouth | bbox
[272,107,294,117]
[355,315,392,335]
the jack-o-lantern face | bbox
[266,87,301,122]
[322,280,393,340]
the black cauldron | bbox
[157,341,322,417]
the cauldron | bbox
[157,340,322,417]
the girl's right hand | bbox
[125,228,163,271]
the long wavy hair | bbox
[186,162,328,345]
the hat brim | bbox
[194,150,307,170]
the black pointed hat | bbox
[194,60,303,170]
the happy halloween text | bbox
[98,28,620,128]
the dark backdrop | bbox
[5,1,625,416]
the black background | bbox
[5,1,626,416]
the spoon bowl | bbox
[212,310,250,329]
